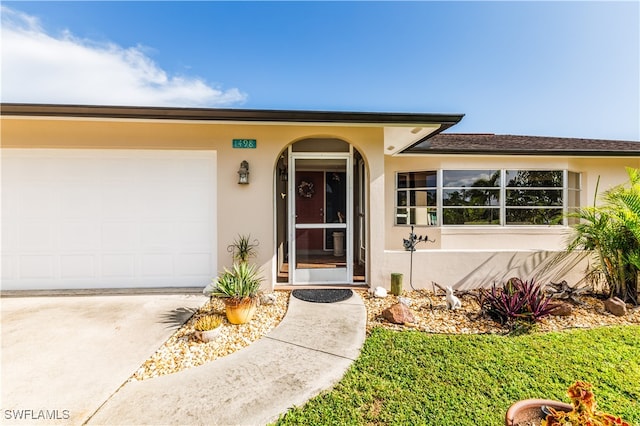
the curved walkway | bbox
[87,292,367,426]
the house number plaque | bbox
[232,139,257,149]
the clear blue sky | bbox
[2,1,639,140]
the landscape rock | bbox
[373,287,388,298]
[550,302,573,317]
[260,293,277,305]
[382,302,416,324]
[604,297,627,316]
[398,297,411,306]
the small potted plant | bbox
[193,314,223,343]
[203,262,262,324]
[506,381,630,426]
[542,381,629,426]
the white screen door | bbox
[289,154,352,284]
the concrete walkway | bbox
[87,292,366,426]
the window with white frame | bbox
[442,170,501,225]
[395,169,581,226]
[396,171,437,226]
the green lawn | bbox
[275,326,640,426]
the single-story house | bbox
[2,103,639,292]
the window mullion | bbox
[500,169,505,226]
[437,169,442,227]
[563,169,568,226]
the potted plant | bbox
[506,381,630,426]
[193,314,223,343]
[204,262,262,324]
[506,399,572,426]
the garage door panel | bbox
[177,222,211,249]
[60,255,96,279]
[141,222,176,250]
[102,223,139,250]
[136,158,177,179]
[101,155,140,174]
[101,255,135,277]
[20,185,59,218]
[176,253,211,276]
[178,158,215,181]
[140,187,181,219]
[1,185,20,219]
[19,255,55,279]
[175,185,209,218]
[141,254,174,277]
[55,157,103,181]
[60,223,101,250]
[101,185,137,218]
[2,225,18,252]
[19,223,55,251]
[1,149,217,290]
[60,186,102,218]
[2,256,18,280]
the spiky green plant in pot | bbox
[203,262,263,324]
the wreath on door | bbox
[297,180,315,198]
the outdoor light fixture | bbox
[238,160,249,184]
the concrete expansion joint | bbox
[263,335,360,362]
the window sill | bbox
[440,226,572,236]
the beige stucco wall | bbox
[3,116,638,291]
[1,116,385,290]
[379,153,640,290]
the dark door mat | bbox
[292,289,353,303]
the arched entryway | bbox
[275,138,367,285]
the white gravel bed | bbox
[131,289,639,382]
[131,291,290,381]
[360,290,640,334]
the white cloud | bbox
[0,6,247,107]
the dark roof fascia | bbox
[399,149,640,157]
[0,103,464,127]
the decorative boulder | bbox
[550,302,573,317]
[373,287,388,298]
[382,302,416,324]
[604,297,627,316]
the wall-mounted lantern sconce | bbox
[238,160,249,184]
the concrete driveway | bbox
[1,293,206,425]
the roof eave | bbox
[401,149,640,157]
[0,103,465,127]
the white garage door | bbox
[1,149,217,290]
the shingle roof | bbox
[406,133,640,156]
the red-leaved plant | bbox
[478,277,557,326]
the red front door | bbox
[295,171,324,250]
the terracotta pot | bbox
[224,297,258,324]
[505,399,572,426]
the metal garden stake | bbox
[402,225,434,291]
